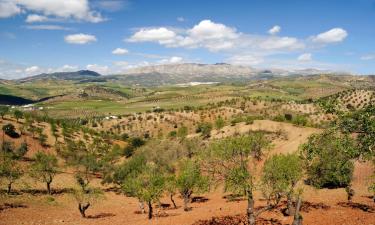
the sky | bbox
[1,0,375,79]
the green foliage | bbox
[2,123,19,138]
[177,126,188,139]
[175,159,209,210]
[262,154,303,204]
[292,114,308,126]
[120,163,165,218]
[123,137,145,158]
[0,154,23,193]
[111,154,146,185]
[230,115,258,126]
[301,130,356,188]
[168,130,177,138]
[73,185,104,218]
[13,110,23,122]
[196,122,213,138]
[14,142,28,159]
[29,152,59,194]
[338,106,375,159]
[215,117,225,129]
[0,105,9,119]
[205,134,270,195]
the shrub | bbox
[301,130,357,188]
[2,124,19,138]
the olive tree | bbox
[0,154,22,194]
[30,152,58,194]
[73,186,103,218]
[301,129,357,189]
[203,133,271,225]
[13,110,23,123]
[0,105,9,119]
[262,153,303,216]
[121,163,165,219]
[175,159,209,211]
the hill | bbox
[17,70,102,83]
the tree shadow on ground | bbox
[192,214,282,225]
[222,194,246,202]
[103,186,122,195]
[191,196,209,203]
[337,202,374,213]
[20,187,74,196]
[0,203,27,212]
[87,213,116,219]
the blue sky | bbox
[0,0,375,79]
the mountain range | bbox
[13,63,354,86]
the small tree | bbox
[30,152,58,194]
[204,133,272,225]
[165,175,178,209]
[2,123,19,138]
[175,159,209,211]
[13,110,23,123]
[73,186,103,218]
[0,154,22,194]
[262,153,303,216]
[215,117,225,130]
[196,122,212,138]
[14,142,28,159]
[0,105,9,119]
[301,130,356,188]
[121,164,165,219]
[177,126,188,139]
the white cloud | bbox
[25,14,48,23]
[0,1,21,18]
[112,48,129,55]
[25,25,72,30]
[25,65,40,74]
[268,25,281,35]
[360,55,375,61]
[259,36,303,50]
[0,0,105,23]
[65,33,97,44]
[59,64,78,72]
[128,27,177,44]
[312,28,348,44]
[226,55,263,66]
[298,53,312,61]
[86,64,109,74]
[127,19,305,53]
[158,56,183,64]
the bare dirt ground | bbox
[0,120,374,225]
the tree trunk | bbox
[286,192,295,216]
[78,203,90,218]
[7,182,12,194]
[292,196,303,225]
[247,190,256,225]
[47,181,52,195]
[183,195,190,211]
[170,194,177,209]
[139,201,146,214]
[147,201,153,220]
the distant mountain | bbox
[111,63,265,86]
[122,63,256,77]
[18,70,102,83]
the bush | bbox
[196,122,212,138]
[301,130,357,188]
[2,124,20,138]
[292,115,308,126]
